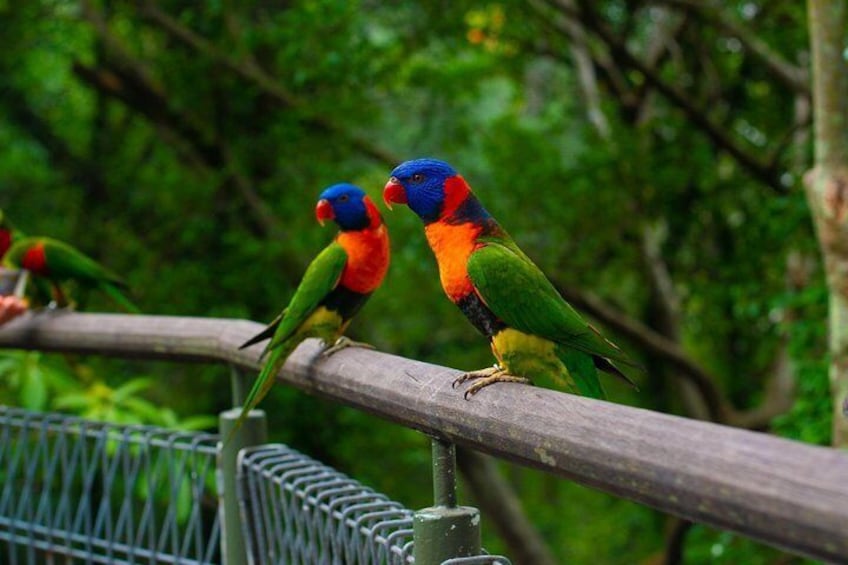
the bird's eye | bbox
[338,194,349,202]
[411,173,424,183]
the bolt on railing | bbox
[413,439,481,565]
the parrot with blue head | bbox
[384,158,637,398]
[232,183,390,434]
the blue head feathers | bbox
[316,183,372,231]
[385,159,458,223]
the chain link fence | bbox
[238,444,416,564]
[0,407,509,564]
[0,406,221,564]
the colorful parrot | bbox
[2,236,139,313]
[383,158,637,399]
[233,183,390,434]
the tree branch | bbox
[554,281,729,422]
[136,2,401,168]
[556,276,798,429]
[640,222,715,420]
[548,0,788,194]
[75,1,285,238]
[526,0,613,136]
[456,448,558,565]
[525,0,638,110]
[633,8,688,124]
[807,0,848,447]
[0,80,109,201]
[649,0,809,95]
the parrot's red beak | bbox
[382,177,407,210]
[315,199,334,226]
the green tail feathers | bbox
[100,282,141,313]
[558,347,606,400]
[226,338,299,444]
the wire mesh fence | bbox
[237,444,511,565]
[0,406,221,564]
[238,444,416,564]
[0,406,509,565]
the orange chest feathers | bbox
[336,226,390,294]
[424,221,481,301]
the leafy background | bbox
[0,1,828,563]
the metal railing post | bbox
[414,438,481,565]
[218,365,267,565]
[0,268,27,296]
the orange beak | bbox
[315,199,334,226]
[382,177,407,210]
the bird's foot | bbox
[453,365,530,399]
[452,364,502,389]
[42,301,75,312]
[320,336,375,358]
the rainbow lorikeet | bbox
[383,158,637,399]
[2,236,139,313]
[233,183,390,432]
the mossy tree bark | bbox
[807,0,848,446]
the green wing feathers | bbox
[467,242,638,379]
[7,237,139,312]
[228,242,348,442]
[42,239,139,312]
[41,238,128,287]
[262,243,347,352]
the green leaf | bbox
[20,365,46,410]
[112,377,153,402]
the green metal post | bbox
[218,365,267,565]
[414,438,481,565]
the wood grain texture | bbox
[0,312,846,562]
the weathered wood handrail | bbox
[0,312,846,563]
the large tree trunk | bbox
[807,0,848,446]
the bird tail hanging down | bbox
[100,282,141,314]
[558,346,606,399]
[225,338,299,444]
[239,310,285,352]
[593,356,639,390]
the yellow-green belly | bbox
[491,328,576,392]
[299,307,346,341]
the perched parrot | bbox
[232,183,390,434]
[3,236,140,313]
[383,158,637,399]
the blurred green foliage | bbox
[0,1,828,563]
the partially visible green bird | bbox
[3,236,139,313]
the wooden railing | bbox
[0,312,846,563]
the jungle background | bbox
[0,1,840,563]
